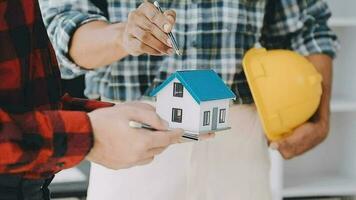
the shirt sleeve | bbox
[0,108,93,179]
[261,0,339,58]
[38,0,108,79]
[61,94,115,112]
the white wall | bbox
[199,99,230,132]
[324,0,356,19]
[156,78,201,133]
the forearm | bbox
[69,21,129,69]
[306,54,333,126]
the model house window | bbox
[219,109,226,123]
[203,111,210,126]
[172,108,183,123]
[173,82,183,97]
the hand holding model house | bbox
[150,48,323,144]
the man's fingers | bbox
[148,129,183,148]
[139,2,174,33]
[166,129,184,143]
[124,102,169,131]
[276,123,324,159]
[127,36,163,56]
[129,25,172,54]
[269,142,279,150]
[146,147,167,157]
[199,132,216,140]
[125,102,156,112]
[164,10,176,24]
[129,108,169,131]
[136,157,154,166]
[275,139,295,159]
[125,2,177,56]
[133,16,173,48]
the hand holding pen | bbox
[122,1,181,56]
[153,1,181,56]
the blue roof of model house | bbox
[150,70,236,104]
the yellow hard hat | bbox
[243,48,323,141]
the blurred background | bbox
[49,0,356,199]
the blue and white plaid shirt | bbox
[39,0,338,103]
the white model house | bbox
[150,70,236,139]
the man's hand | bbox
[86,102,183,170]
[271,119,329,159]
[122,1,176,56]
[271,54,333,159]
[69,1,176,68]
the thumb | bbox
[167,128,184,143]
[270,139,295,159]
[129,109,169,131]
[149,128,184,148]
[271,126,311,159]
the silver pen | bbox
[129,121,198,141]
[153,1,182,56]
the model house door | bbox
[212,107,218,130]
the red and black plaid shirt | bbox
[0,0,112,179]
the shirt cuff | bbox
[50,110,93,164]
[0,108,94,179]
[54,12,108,79]
[61,93,115,112]
[26,110,94,178]
[289,14,340,59]
[291,32,340,59]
